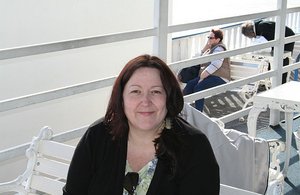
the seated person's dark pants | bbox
[183,75,226,112]
[282,42,294,83]
[267,57,290,84]
[268,58,289,84]
[270,41,294,84]
[282,57,290,84]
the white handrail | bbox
[0,29,157,60]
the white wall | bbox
[0,0,154,48]
[0,0,155,181]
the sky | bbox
[171,0,300,37]
[172,0,300,24]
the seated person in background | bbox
[183,28,230,112]
[241,19,295,83]
[63,54,220,195]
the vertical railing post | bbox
[153,0,170,62]
[272,0,287,87]
[270,0,287,126]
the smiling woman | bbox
[63,54,220,195]
[123,67,167,136]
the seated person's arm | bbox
[199,46,224,81]
[199,70,210,81]
[201,42,211,55]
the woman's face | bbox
[123,67,167,133]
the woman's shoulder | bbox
[173,117,218,169]
[89,117,105,129]
[174,117,214,152]
[174,117,207,140]
[83,117,113,141]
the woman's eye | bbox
[151,90,162,95]
[130,90,141,94]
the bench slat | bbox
[220,184,261,195]
[230,64,262,80]
[38,140,75,162]
[35,157,70,180]
[30,174,65,195]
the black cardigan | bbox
[63,117,220,195]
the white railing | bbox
[0,0,300,164]
[172,11,300,61]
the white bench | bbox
[179,59,270,116]
[231,52,296,111]
[0,126,75,195]
[201,58,269,117]
[230,58,270,110]
[0,126,284,195]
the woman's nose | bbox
[141,93,152,105]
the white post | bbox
[270,0,287,126]
[153,0,170,62]
[294,127,300,167]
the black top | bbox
[63,117,220,195]
[254,20,295,52]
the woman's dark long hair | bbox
[104,54,184,178]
